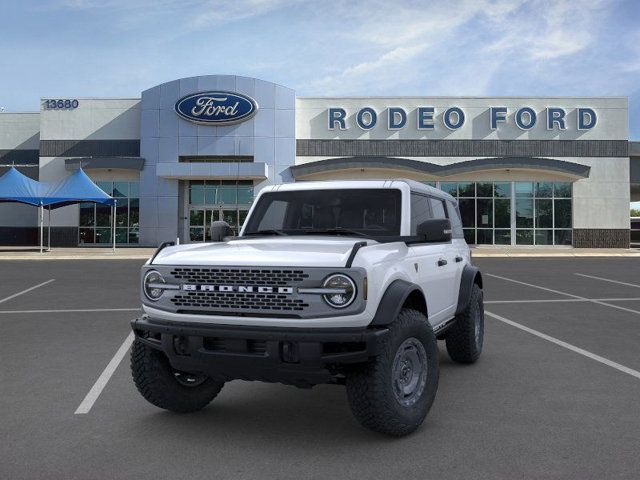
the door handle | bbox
[455,256,463,263]
[437,258,447,267]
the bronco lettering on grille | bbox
[182,285,294,294]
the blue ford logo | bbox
[174,91,258,125]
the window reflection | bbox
[437,180,572,246]
[78,181,139,245]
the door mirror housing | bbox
[416,218,452,243]
[210,220,233,242]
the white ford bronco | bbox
[131,180,484,436]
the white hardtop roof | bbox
[264,179,455,202]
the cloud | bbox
[307,0,521,94]
[483,0,608,60]
[189,0,302,28]
[305,0,612,95]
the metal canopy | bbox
[290,156,592,180]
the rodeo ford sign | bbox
[175,91,258,125]
[328,106,597,131]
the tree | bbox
[631,208,640,217]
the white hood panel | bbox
[152,237,368,267]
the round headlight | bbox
[322,274,356,308]
[143,270,165,301]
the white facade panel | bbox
[40,98,140,140]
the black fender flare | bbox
[370,279,427,326]
[455,265,483,315]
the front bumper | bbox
[131,316,389,387]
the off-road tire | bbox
[345,309,439,436]
[131,339,224,413]
[445,283,484,363]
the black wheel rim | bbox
[392,337,428,407]
[173,370,207,387]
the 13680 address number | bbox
[44,99,79,109]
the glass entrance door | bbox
[189,208,249,242]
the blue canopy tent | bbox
[0,168,49,252]
[0,167,116,252]
[0,167,48,205]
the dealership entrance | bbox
[189,208,250,240]
[186,180,254,241]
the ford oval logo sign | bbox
[174,91,258,125]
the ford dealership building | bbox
[1,74,638,248]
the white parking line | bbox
[0,279,55,304]
[486,273,640,316]
[485,297,640,304]
[486,311,640,380]
[0,307,141,315]
[575,273,640,289]
[74,332,134,415]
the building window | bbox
[188,180,254,242]
[188,180,254,206]
[437,181,572,246]
[78,181,139,245]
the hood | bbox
[151,236,372,267]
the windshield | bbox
[243,189,402,238]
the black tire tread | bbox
[346,309,439,436]
[445,283,483,364]
[131,339,224,413]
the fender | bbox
[455,264,483,315]
[370,279,427,326]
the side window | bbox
[429,198,447,219]
[446,200,464,239]
[410,193,432,234]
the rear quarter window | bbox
[410,193,432,234]
[446,200,464,239]
[429,198,447,219]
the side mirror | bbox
[416,218,452,243]
[210,220,233,242]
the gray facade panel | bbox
[0,227,77,247]
[40,139,140,157]
[0,165,38,179]
[631,157,640,183]
[0,149,39,165]
[138,75,296,246]
[296,139,629,158]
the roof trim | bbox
[291,156,591,179]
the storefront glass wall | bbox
[78,181,139,245]
[425,181,572,245]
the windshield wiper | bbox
[244,229,288,236]
[303,227,371,238]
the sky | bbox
[1,0,639,204]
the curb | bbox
[0,255,152,260]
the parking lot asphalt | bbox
[1,257,640,480]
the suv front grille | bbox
[169,268,309,286]
[170,291,309,311]
[148,265,364,319]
